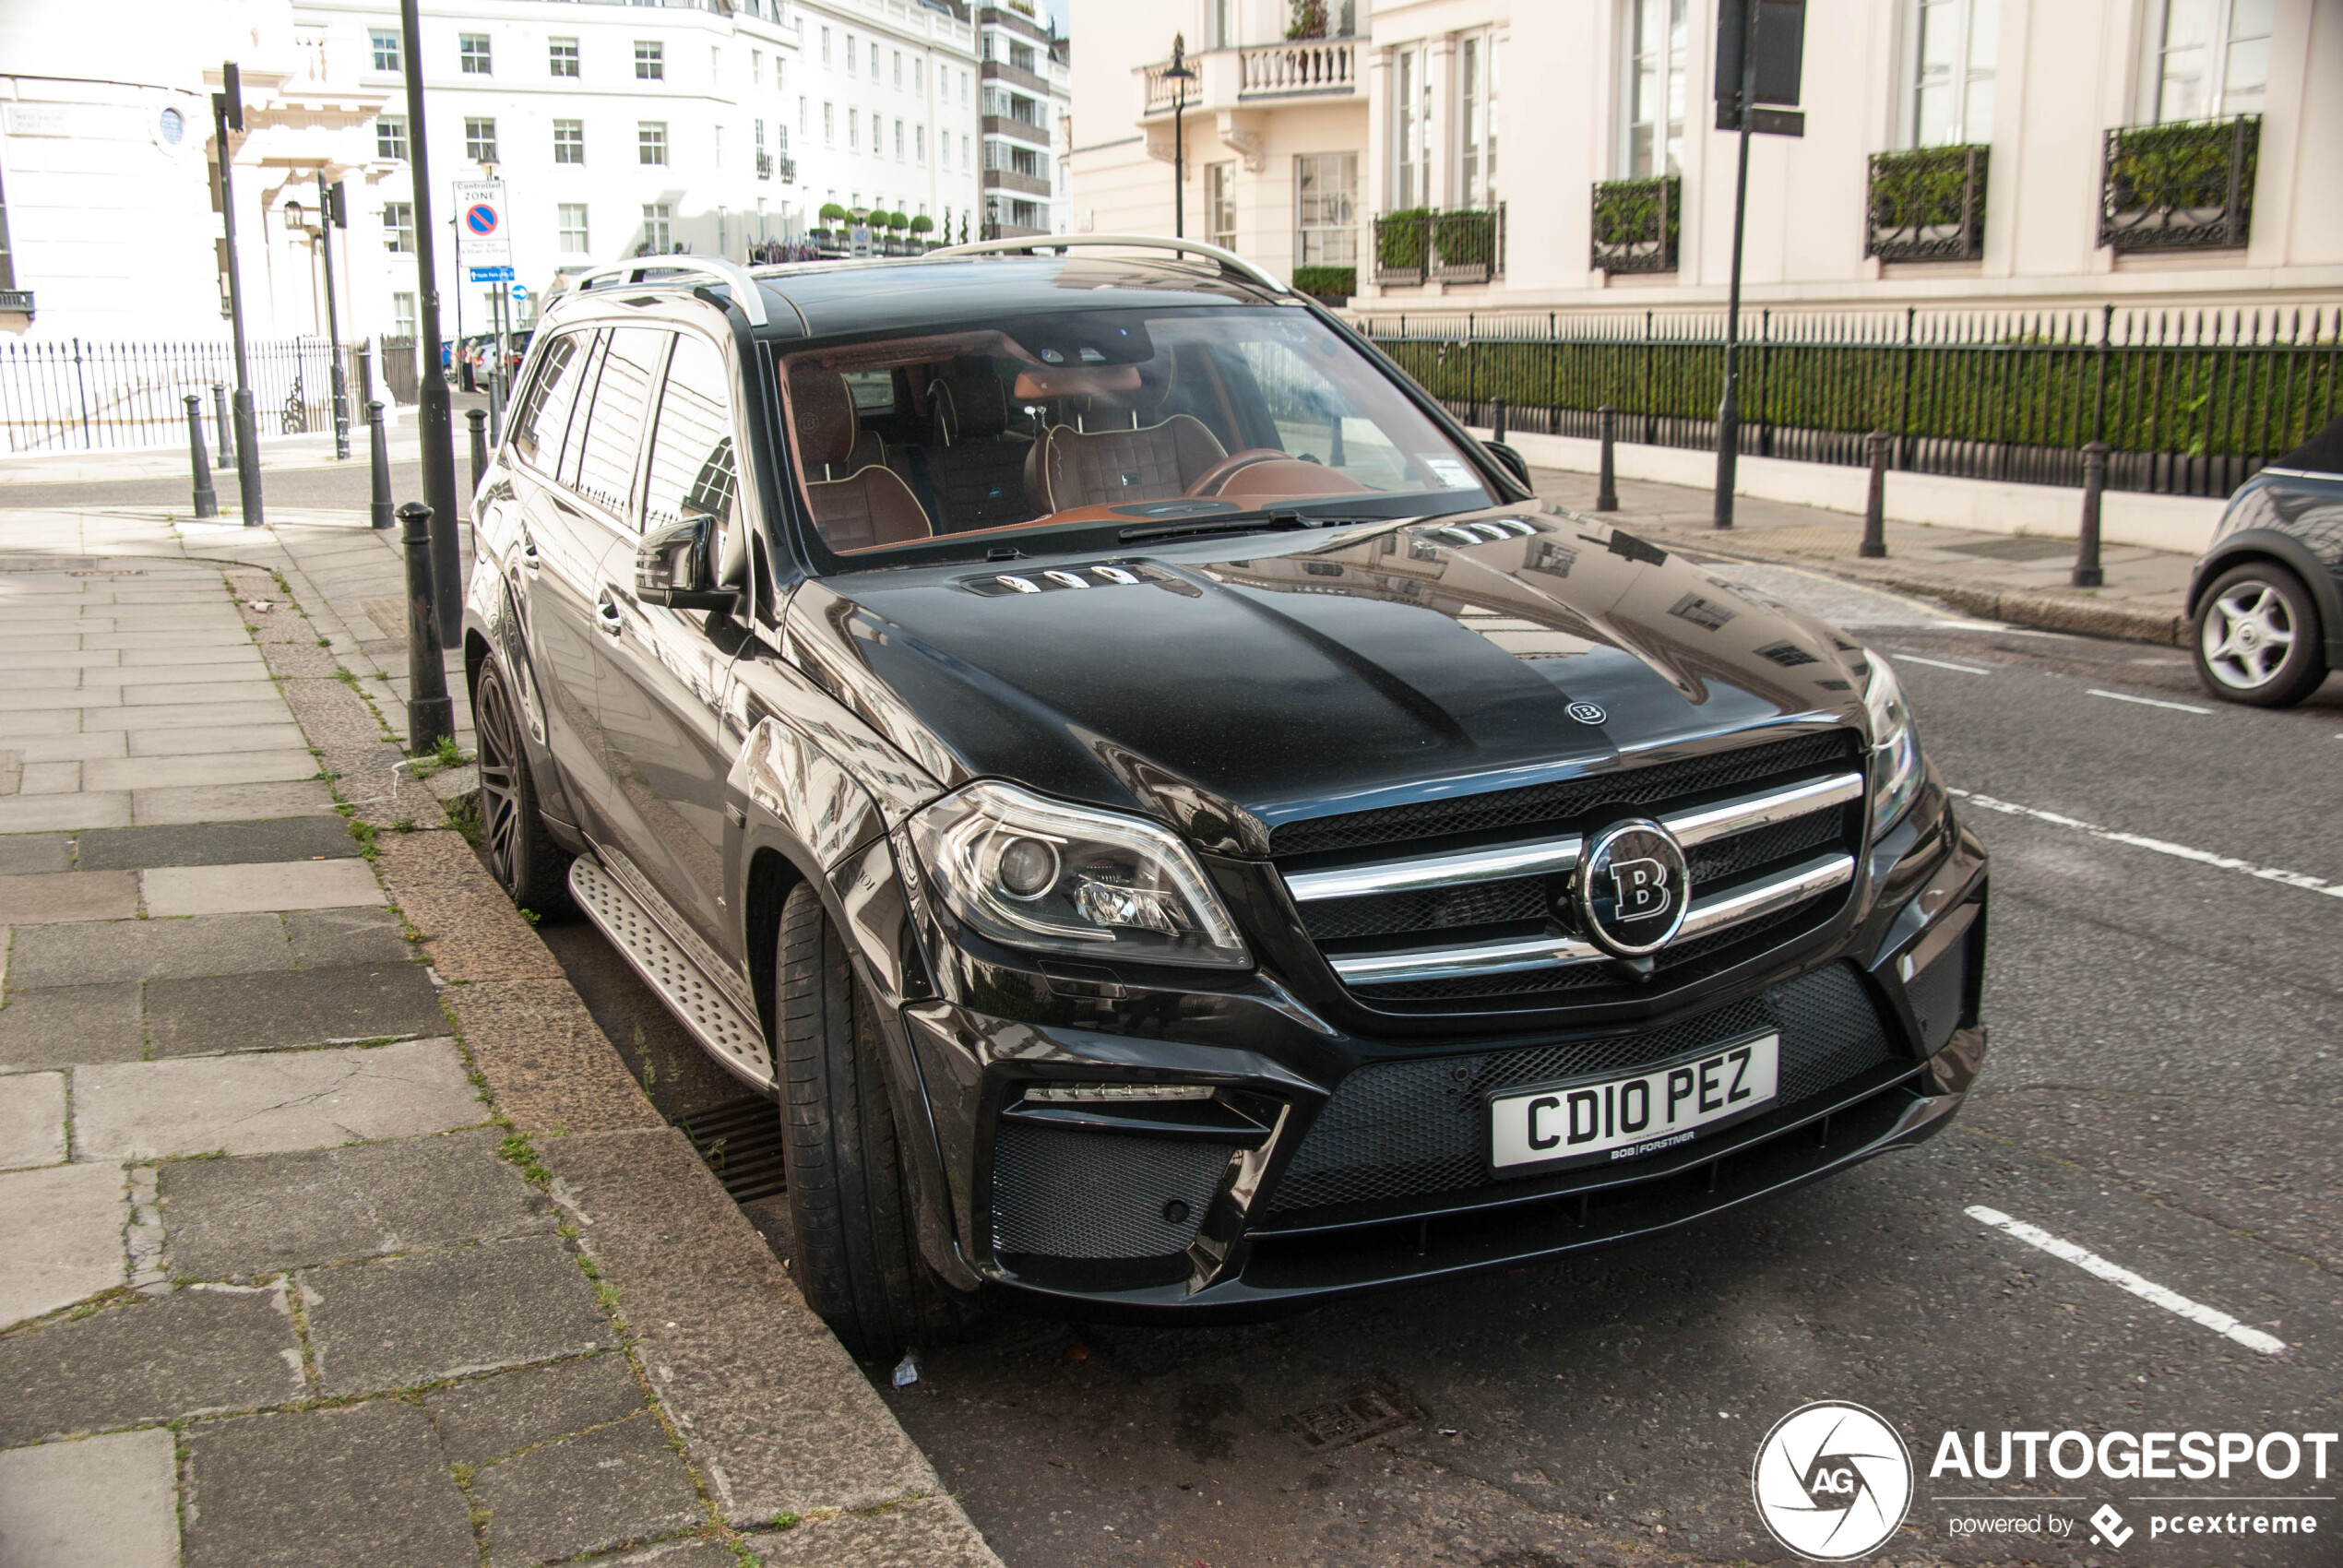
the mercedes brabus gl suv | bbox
[464,239,1989,1358]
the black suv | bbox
[463,240,1989,1358]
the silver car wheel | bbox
[2199,579,2297,690]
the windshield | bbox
[777,305,1497,564]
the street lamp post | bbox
[315,174,351,460]
[1713,10,1757,531]
[212,64,263,527]
[1162,36,1195,239]
[398,0,462,647]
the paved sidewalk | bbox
[0,507,998,1567]
[1529,464,2198,646]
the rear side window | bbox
[566,327,672,525]
[509,331,583,468]
[642,334,737,536]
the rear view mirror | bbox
[636,510,741,612]
[1482,440,1532,491]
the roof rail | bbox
[919,234,1289,296]
[563,256,770,327]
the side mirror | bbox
[636,509,742,612]
[1482,440,1532,492]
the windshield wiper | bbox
[1117,507,1380,544]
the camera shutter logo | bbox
[1751,1400,1913,1561]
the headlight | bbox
[1863,651,1923,836]
[906,780,1252,969]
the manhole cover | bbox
[678,1096,787,1203]
[1282,1381,1422,1450]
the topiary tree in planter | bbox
[909,213,934,249]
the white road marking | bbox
[2087,687,2213,715]
[1964,1206,2288,1356]
[1947,788,2343,900]
[1894,653,1996,674]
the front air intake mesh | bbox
[1268,961,1899,1216]
[991,1123,1233,1260]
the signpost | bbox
[453,179,512,442]
[398,0,461,650]
[1711,0,1806,530]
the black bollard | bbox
[1491,395,1507,446]
[467,407,488,499]
[2073,440,2109,588]
[211,382,233,470]
[1861,431,1890,559]
[367,401,395,530]
[184,395,219,519]
[1595,405,1619,513]
[399,501,456,754]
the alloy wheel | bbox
[2199,579,2297,691]
[475,672,526,891]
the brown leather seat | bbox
[791,364,933,552]
[1024,364,1227,514]
[924,357,1035,533]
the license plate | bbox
[1487,1032,1781,1175]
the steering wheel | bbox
[1183,448,1292,498]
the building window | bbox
[383,202,414,254]
[849,107,859,150]
[753,49,762,85]
[962,133,971,171]
[824,101,835,144]
[1206,162,1237,251]
[894,119,905,160]
[553,120,584,164]
[643,203,672,252]
[914,58,923,93]
[464,117,498,164]
[1390,45,1431,208]
[375,115,408,161]
[1207,0,1232,50]
[1620,0,1686,177]
[1296,152,1358,264]
[369,30,401,73]
[459,33,492,75]
[636,42,663,81]
[870,45,881,83]
[550,37,579,77]
[2147,0,2270,122]
[392,292,416,338]
[801,97,809,136]
[846,34,856,73]
[916,124,926,161]
[1457,33,1499,207]
[638,122,668,165]
[558,203,589,253]
[893,51,903,89]
[1908,0,1998,146]
[1010,42,1036,73]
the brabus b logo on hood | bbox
[1574,820,1692,958]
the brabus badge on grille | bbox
[1566,701,1608,726]
[1575,819,1693,958]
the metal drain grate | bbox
[678,1097,789,1203]
[568,858,771,1088]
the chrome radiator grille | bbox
[1274,731,1867,1007]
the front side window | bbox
[643,334,739,542]
[2150,0,2271,122]
[1620,0,1685,177]
[558,203,589,252]
[375,116,408,161]
[383,201,413,253]
[1295,152,1357,265]
[1909,0,1998,146]
[636,41,664,81]
[369,30,401,73]
[550,38,579,77]
[459,33,492,75]
[465,117,498,164]
[778,304,1497,564]
[639,123,668,165]
[553,120,584,164]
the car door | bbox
[589,327,751,959]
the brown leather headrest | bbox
[930,356,1010,441]
[789,364,859,469]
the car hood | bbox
[781,504,1873,854]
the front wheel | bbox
[472,659,573,914]
[777,883,969,1360]
[2192,563,2327,707]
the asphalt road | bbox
[535,563,2343,1566]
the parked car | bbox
[2187,414,2343,707]
[464,242,1990,1358]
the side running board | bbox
[567,858,773,1094]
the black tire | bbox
[472,660,574,915]
[778,883,968,1360]
[2192,562,2327,707]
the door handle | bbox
[519,536,541,572]
[595,595,624,637]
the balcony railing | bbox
[755,150,772,180]
[777,155,796,184]
[1374,205,1505,288]
[2099,114,2258,253]
[1590,176,1680,274]
[1142,62,1189,113]
[1239,40,1354,97]
[1866,145,1988,263]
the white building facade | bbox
[974,2,1069,237]
[1067,0,2343,317]
[794,0,982,244]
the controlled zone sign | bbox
[452,180,511,267]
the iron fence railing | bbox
[0,336,363,456]
[1361,304,2343,500]
[1867,145,1989,263]
[1591,177,1681,275]
[2100,114,2258,254]
[1374,205,1505,288]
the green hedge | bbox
[1376,210,1430,271]
[1291,265,1356,301]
